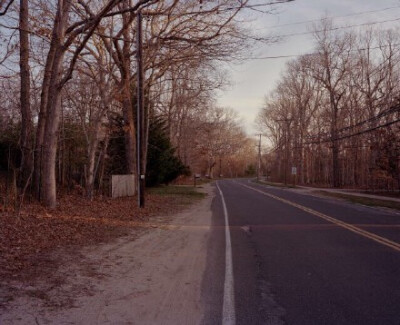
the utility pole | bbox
[257,134,262,181]
[275,118,292,185]
[135,2,206,206]
[136,10,145,208]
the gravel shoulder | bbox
[0,184,215,325]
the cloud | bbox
[218,0,400,135]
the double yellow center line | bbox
[237,182,400,253]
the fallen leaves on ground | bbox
[0,192,194,282]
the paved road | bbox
[202,179,400,325]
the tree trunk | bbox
[33,15,59,199]
[40,0,71,208]
[97,136,109,195]
[41,92,62,208]
[18,0,33,193]
[121,4,136,175]
[121,92,136,174]
[86,136,99,200]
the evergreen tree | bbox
[245,164,256,176]
[146,118,189,187]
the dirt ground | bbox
[0,184,214,325]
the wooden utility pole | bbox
[136,10,145,208]
[257,134,261,181]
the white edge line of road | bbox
[216,181,236,325]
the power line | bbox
[261,5,400,30]
[247,53,300,60]
[142,1,295,16]
[275,16,400,38]
[304,105,400,142]
[267,106,400,149]
[245,40,400,60]
[244,16,400,50]
[305,118,400,145]
[243,18,400,60]
[338,106,400,134]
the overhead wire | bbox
[244,6,400,59]
[245,5,400,149]
[261,5,400,30]
[246,42,400,61]
[268,117,400,152]
[296,104,400,145]
[304,118,400,145]
[272,16,400,39]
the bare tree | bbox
[257,20,400,191]
[310,19,354,187]
[18,0,33,197]
[35,0,154,207]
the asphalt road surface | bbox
[202,179,400,325]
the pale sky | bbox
[217,0,400,135]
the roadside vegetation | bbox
[255,179,296,188]
[314,191,400,211]
[0,0,287,211]
[148,185,207,200]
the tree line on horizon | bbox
[258,20,400,191]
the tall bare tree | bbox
[18,0,33,194]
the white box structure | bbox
[112,174,136,198]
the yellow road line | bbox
[237,182,400,253]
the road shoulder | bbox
[0,184,215,325]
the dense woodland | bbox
[0,0,285,208]
[258,20,400,191]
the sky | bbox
[217,0,400,136]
